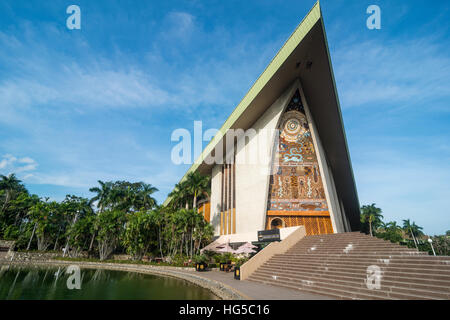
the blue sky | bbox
[0,0,449,235]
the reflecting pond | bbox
[0,264,218,300]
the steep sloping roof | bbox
[164,2,361,230]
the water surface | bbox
[0,264,218,300]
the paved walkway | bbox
[182,269,334,300]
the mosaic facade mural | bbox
[266,90,333,235]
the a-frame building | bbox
[165,2,360,242]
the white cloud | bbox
[18,157,35,164]
[0,154,38,177]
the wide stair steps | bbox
[247,232,450,300]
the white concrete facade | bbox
[210,164,222,235]
[233,81,300,235]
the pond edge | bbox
[0,260,249,300]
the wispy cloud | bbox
[0,12,277,121]
[334,37,450,109]
[0,154,38,176]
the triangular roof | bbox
[164,2,361,230]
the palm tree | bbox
[360,203,384,236]
[139,183,158,210]
[0,173,26,215]
[184,172,210,209]
[402,219,422,249]
[382,221,397,230]
[411,222,424,237]
[168,182,189,209]
[89,180,112,212]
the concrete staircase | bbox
[247,232,450,300]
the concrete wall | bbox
[1,251,60,262]
[233,81,300,235]
[210,164,223,235]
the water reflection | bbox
[0,265,217,300]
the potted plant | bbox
[193,254,208,272]
[219,253,232,271]
[234,257,248,280]
[219,255,226,271]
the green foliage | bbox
[168,172,210,210]
[235,257,249,267]
[193,254,208,264]
[376,229,403,243]
[431,235,450,256]
[212,254,222,264]
[89,180,158,213]
[359,203,450,256]
[219,252,234,263]
[375,221,403,243]
[122,210,157,260]
[402,219,424,240]
[28,200,63,251]
[0,172,217,265]
[96,209,126,260]
[360,203,383,236]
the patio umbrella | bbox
[216,243,236,254]
[200,240,223,253]
[234,242,257,254]
[240,242,257,249]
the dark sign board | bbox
[257,229,280,242]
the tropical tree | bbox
[0,192,39,240]
[27,200,62,251]
[376,221,403,243]
[122,210,157,260]
[0,174,27,216]
[184,172,210,209]
[62,195,95,256]
[360,203,384,236]
[95,209,126,260]
[138,183,158,210]
[402,219,424,249]
[89,180,112,212]
[168,181,190,209]
[66,212,95,257]
[430,234,450,256]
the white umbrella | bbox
[235,242,257,254]
[200,240,223,253]
[216,243,236,254]
[240,242,258,249]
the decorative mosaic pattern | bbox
[267,90,329,213]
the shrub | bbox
[193,254,208,264]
